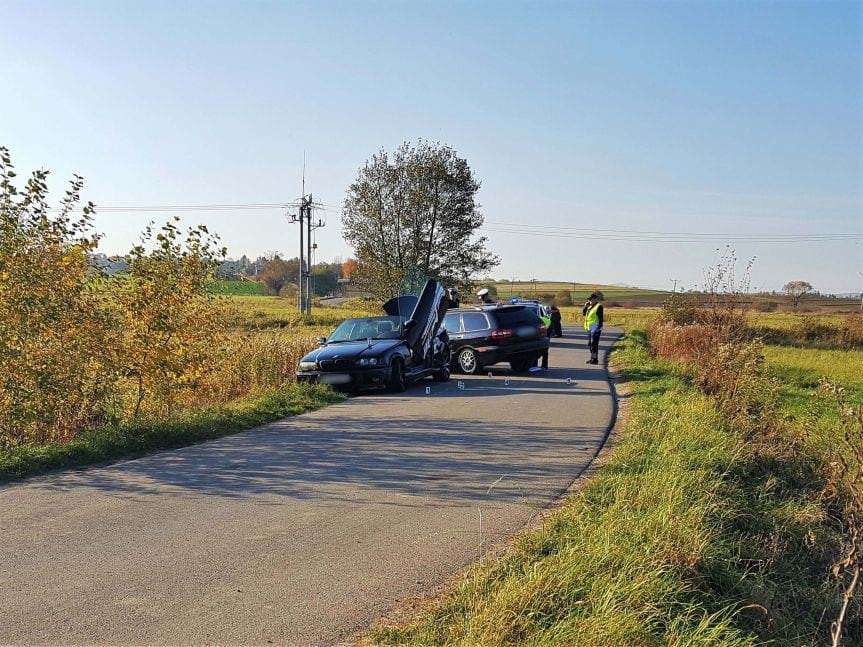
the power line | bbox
[482,221,860,240]
[51,201,859,243]
[75,202,298,212]
[480,225,860,243]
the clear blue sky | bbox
[2,0,860,292]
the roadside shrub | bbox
[649,321,775,424]
[0,147,120,447]
[554,289,573,307]
[115,219,227,418]
[756,300,779,313]
[279,282,299,300]
[0,146,313,452]
[660,293,701,326]
[842,314,863,349]
[649,321,719,363]
[692,339,777,424]
[799,317,843,344]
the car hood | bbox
[301,338,404,363]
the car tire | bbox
[433,363,451,382]
[387,358,407,392]
[457,348,480,375]
[510,358,532,372]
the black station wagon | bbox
[442,304,550,374]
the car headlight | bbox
[298,361,317,372]
[356,357,380,366]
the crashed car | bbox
[296,280,451,392]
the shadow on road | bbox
[34,330,621,509]
[41,417,604,505]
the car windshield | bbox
[328,316,405,342]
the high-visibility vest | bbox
[584,303,601,330]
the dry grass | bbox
[369,301,863,645]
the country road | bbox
[0,326,622,646]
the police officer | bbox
[549,304,563,337]
[477,288,495,305]
[447,287,461,308]
[582,292,604,365]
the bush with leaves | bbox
[0,147,120,448]
[115,218,227,417]
[554,289,572,307]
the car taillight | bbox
[491,328,514,340]
[539,324,547,336]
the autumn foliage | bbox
[342,258,358,280]
[0,148,117,446]
[0,147,232,448]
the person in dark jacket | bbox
[549,304,563,337]
[447,287,461,308]
[582,292,604,364]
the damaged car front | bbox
[296,316,410,390]
[296,279,451,393]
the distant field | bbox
[494,281,668,301]
[210,279,268,296]
[495,281,860,311]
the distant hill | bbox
[491,281,669,306]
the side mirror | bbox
[403,319,416,331]
[316,336,327,345]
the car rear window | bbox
[442,312,462,332]
[462,312,490,332]
[493,307,541,327]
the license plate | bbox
[320,373,352,385]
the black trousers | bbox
[589,327,602,361]
[551,319,563,336]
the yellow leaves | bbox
[1,183,238,445]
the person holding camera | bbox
[582,292,604,365]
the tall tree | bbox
[783,280,814,311]
[341,141,499,299]
[260,257,300,295]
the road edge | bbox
[352,328,630,647]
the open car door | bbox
[382,279,448,363]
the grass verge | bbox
[369,331,851,645]
[0,383,343,484]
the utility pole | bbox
[670,278,680,293]
[859,272,862,312]
[297,203,304,311]
[306,194,313,313]
[289,193,324,315]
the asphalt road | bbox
[0,326,622,646]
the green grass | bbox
[0,383,343,483]
[209,279,268,296]
[558,305,661,332]
[225,295,375,331]
[494,281,669,301]
[369,332,850,645]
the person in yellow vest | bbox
[582,292,604,365]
